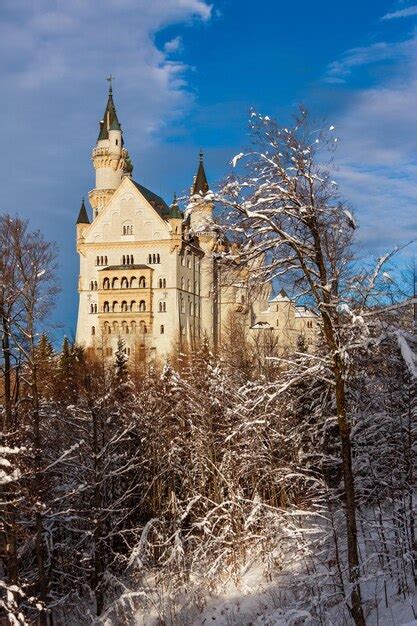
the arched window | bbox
[130,277,137,288]
[112,321,118,332]
[180,256,185,267]
[94,281,98,290]
[276,319,279,328]
[131,321,136,333]
[104,301,110,312]
[162,278,166,288]
[187,279,191,291]
[159,278,162,289]
[139,300,146,312]
[189,300,192,315]
[112,277,119,289]
[90,281,93,290]
[121,277,128,289]
[157,254,160,263]
[130,300,136,311]
[94,304,97,313]
[152,254,156,264]
[130,255,134,264]
[100,256,104,265]
[90,304,94,313]
[121,301,128,312]
[105,256,108,265]
[148,254,152,264]
[181,277,185,290]
[112,301,118,312]
[96,256,99,266]
[160,324,164,334]
[180,298,185,314]
[139,276,146,288]
[139,321,147,334]
[103,277,110,290]
[122,255,126,265]
[91,326,95,335]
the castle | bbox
[75,86,318,359]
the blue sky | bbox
[1,0,416,339]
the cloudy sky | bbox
[1,0,416,337]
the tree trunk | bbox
[334,362,366,626]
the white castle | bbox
[75,86,318,360]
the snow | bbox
[395,331,417,378]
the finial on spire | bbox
[106,74,115,94]
[192,149,209,195]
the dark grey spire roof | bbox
[192,150,209,195]
[76,198,90,225]
[97,86,121,141]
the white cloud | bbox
[0,0,212,139]
[382,5,417,20]
[324,41,405,83]
[329,34,417,251]
[164,36,183,54]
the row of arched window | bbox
[90,281,98,290]
[159,301,166,312]
[103,300,147,313]
[102,276,147,289]
[90,304,98,313]
[103,321,148,334]
[96,256,108,266]
[122,255,134,265]
[148,254,160,264]
[158,278,166,288]
[122,224,133,235]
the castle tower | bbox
[88,83,133,217]
[188,152,217,344]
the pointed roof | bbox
[269,288,290,303]
[97,85,121,141]
[169,193,183,219]
[192,150,209,195]
[76,198,90,225]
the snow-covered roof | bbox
[295,306,318,318]
[251,321,273,329]
[269,288,290,303]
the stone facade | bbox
[75,88,319,360]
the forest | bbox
[1,111,416,625]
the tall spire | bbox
[192,149,209,195]
[97,80,121,141]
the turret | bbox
[189,151,214,235]
[88,82,133,217]
[76,197,90,241]
[169,193,183,241]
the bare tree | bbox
[215,109,372,625]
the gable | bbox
[84,178,171,244]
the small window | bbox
[160,324,164,334]
[91,326,95,336]
[181,256,185,267]
[276,319,279,327]
[181,277,185,290]
[180,299,185,314]
[187,279,191,291]
[115,139,118,146]
[139,300,146,312]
